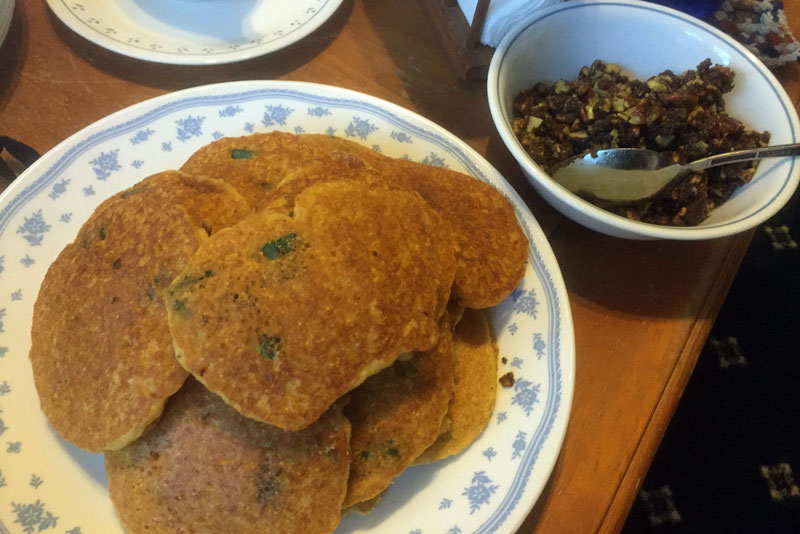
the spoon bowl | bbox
[552,143,800,203]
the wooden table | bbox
[1,2,798,533]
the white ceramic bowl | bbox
[488,0,800,240]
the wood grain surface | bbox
[1,1,798,533]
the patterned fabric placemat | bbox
[713,0,800,68]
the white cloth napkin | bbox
[456,0,565,47]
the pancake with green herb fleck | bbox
[241,132,527,308]
[343,319,455,508]
[183,131,527,306]
[284,134,527,307]
[166,180,457,430]
[415,308,498,464]
[255,151,384,215]
[179,131,354,208]
[105,378,351,534]
[29,181,200,452]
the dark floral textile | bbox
[713,0,800,67]
[622,175,800,533]
[622,4,800,531]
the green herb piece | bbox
[120,186,144,199]
[257,334,281,359]
[98,226,106,240]
[153,276,161,286]
[261,233,298,260]
[231,148,252,160]
[360,451,371,460]
[387,447,400,458]
[172,270,216,292]
[173,299,187,312]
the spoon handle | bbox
[687,142,800,171]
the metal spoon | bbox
[551,143,800,203]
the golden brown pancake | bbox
[167,180,457,430]
[180,131,353,208]
[415,308,498,463]
[105,378,351,534]
[28,171,248,452]
[219,132,528,308]
[286,134,527,307]
[135,170,249,237]
[30,185,195,451]
[255,151,383,215]
[368,158,528,308]
[343,322,455,508]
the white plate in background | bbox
[45,0,343,65]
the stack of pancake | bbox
[29,133,528,534]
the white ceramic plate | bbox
[0,81,574,534]
[45,0,343,65]
[0,0,13,48]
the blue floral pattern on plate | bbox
[0,81,574,534]
[44,0,343,65]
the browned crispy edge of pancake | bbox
[415,308,498,464]
[342,320,455,507]
[29,184,197,451]
[342,492,384,517]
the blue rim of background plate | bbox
[496,0,798,232]
[0,82,571,534]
